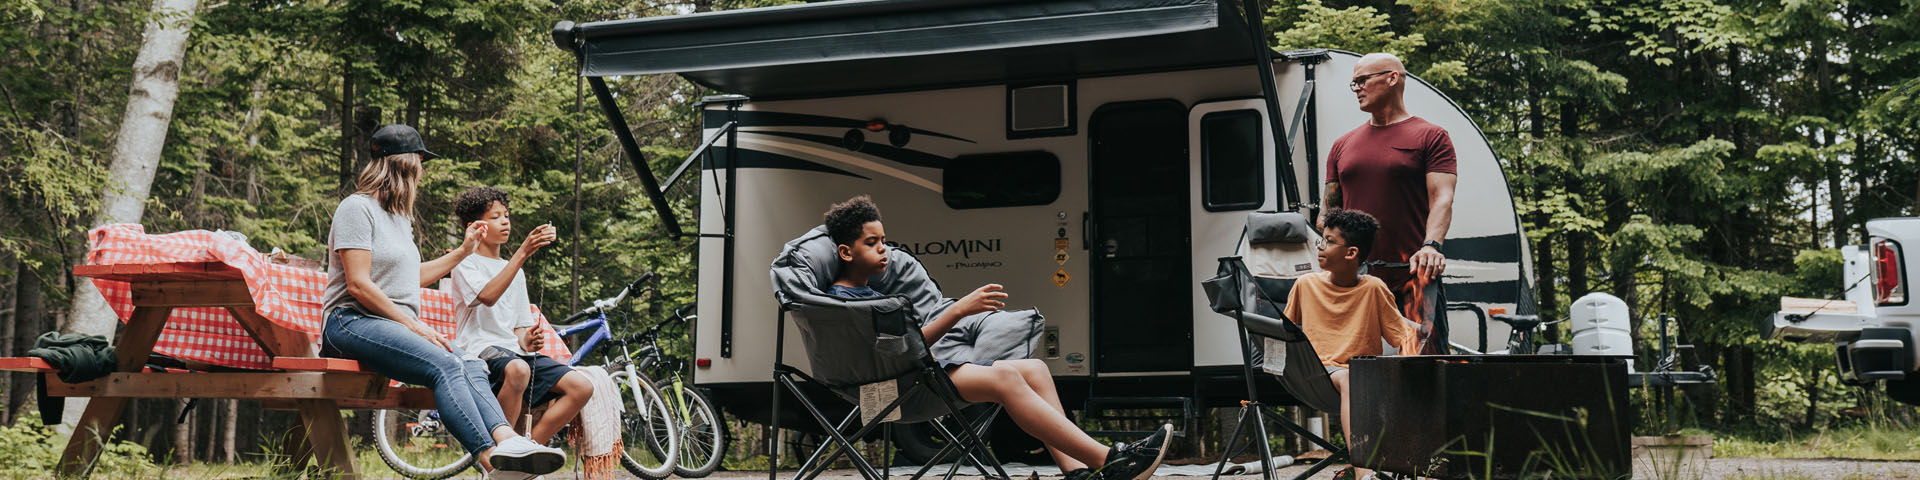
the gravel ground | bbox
[676,457,1920,480]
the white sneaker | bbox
[489,436,566,477]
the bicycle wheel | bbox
[612,369,679,479]
[371,408,475,480]
[667,382,725,478]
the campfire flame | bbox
[1400,268,1446,355]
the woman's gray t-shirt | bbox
[322,194,422,318]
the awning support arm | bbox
[662,121,736,193]
[1285,80,1314,159]
[588,76,685,239]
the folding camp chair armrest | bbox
[1239,310,1303,342]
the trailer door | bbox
[1186,98,1278,368]
[1088,100,1193,374]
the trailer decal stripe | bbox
[1443,233,1523,264]
[749,130,951,169]
[1444,280,1522,305]
[703,147,870,179]
[736,137,944,193]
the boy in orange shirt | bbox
[1283,209,1422,480]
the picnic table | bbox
[0,225,569,478]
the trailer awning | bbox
[553,0,1261,99]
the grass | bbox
[1704,425,1920,461]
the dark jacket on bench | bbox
[28,331,115,424]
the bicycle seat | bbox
[1492,314,1543,331]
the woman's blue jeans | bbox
[321,307,508,455]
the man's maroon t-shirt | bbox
[1326,116,1458,267]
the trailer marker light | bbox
[696,358,712,368]
[865,120,888,131]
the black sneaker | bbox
[1063,468,1097,480]
[1095,423,1172,480]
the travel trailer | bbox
[554,0,1537,456]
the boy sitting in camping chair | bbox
[817,195,1171,480]
[1286,209,1424,480]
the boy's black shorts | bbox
[484,352,574,407]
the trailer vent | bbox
[1008,83,1074,138]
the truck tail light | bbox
[1872,238,1906,305]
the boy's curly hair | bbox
[454,186,510,227]
[1322,208,1379,259]
[823,195,882,246]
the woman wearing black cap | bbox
[319,125,564,478]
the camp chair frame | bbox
[1205,255,1349,480]
[768,303,1014,480]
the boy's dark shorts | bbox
[485,353,574,406]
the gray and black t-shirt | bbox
[322,193,422,318]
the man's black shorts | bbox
[484,353,574,406]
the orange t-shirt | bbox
[1282,271,1417,368]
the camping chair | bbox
[768,226,1016,480]
[1200,211,1350,480]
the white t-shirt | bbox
[451,254,534,354]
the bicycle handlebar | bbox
[558,272,659,324]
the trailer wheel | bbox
[1888,377,1920,407]
[888,420,948,466]
[986,412,1053,465]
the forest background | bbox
[3,0,1918,468]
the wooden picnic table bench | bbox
[0,262,426,478]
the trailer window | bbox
[1202,110,1265,211]
[944,151,1060,209]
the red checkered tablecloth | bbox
[86,224,572,370]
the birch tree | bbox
[63,0,202,427]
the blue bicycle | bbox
[372,274,722,479]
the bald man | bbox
[1321,53,1458,305]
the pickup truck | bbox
[1767,217,1920,406]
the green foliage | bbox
[0,411,157,478]
[1271,0,1428,56]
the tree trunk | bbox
[221,399,237,462]
[1528,81,1557,320]
[1562,101,1588,300]
[339,57,355,192]
[63,0,203,429]
[173,398,192,465]
[0,252,16,425]
[8,263,46,424]
[1822,131,1845,247]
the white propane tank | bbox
[1571,292,1636,372]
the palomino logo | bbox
[889,238,1002,259]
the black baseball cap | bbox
[369,124,440,159]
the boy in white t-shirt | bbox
[450,186,592,443]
